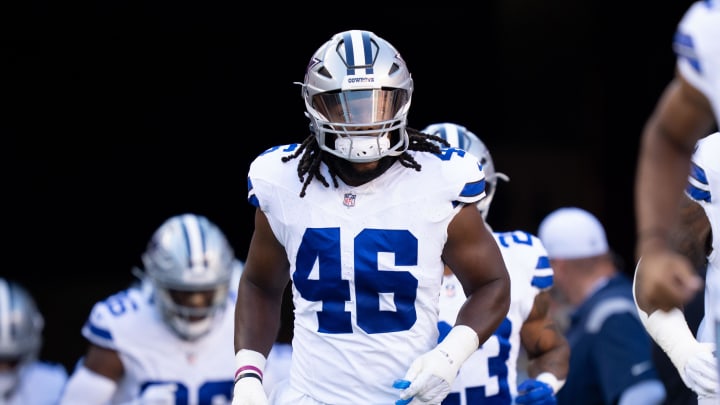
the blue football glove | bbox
[516,379,556,405]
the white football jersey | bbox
[689,133,720,347]
[80,285,236,405]
[675,0,720,122]
[247,144,486,404]
[439,230,552,404]
[5,361,67,405]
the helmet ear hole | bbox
[317,66,332,79]
[389,62,401,76]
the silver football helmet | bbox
[422,122,510,219]
[141,213,234,341]
[300,29,413,163]
[0,278,43,397]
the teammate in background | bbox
[0,278,67,404]
[634,132,720,404]
[422,122,569,405]
[538,207,666,405]
[59,213,243,404]
[232,30,510,405]
[634,0,719,317]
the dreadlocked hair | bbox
[281,127,451,197]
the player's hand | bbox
[393,349,458,404]
[635,251,702,312]
[137,383,177,405]
[516,379,556,405]
[681,342,719,397]
[232,376,268,405]
[394,325,478,405]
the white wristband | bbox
[437,325,480,366]
[234,349,267,384]
[535,372,565,394]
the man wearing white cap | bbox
[538,207,666,405]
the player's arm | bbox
[394,204,510,404]
[634,73,712,311]
[668,194,712,271]
[232,208,290,404]
[58,344,123,404]
[234,208,290,355]
[637,72,714,257]
[520,291,569,381]
[445,204,511,343]
[515,290,569,402]
[633,194,716,397]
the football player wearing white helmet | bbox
[232,30,510,405]
[60,213,244,404]
[0,278,67,404]
[423,122,569,405]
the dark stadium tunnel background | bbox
[8,2,697,372]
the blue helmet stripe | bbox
[361,31,373,74]
[343,32,355,75]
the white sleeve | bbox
[58,364,117,405]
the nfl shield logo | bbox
[343,193,356,207]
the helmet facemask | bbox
[153,282,229,341]
[308,88,411,163]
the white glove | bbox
[136,383,177,405]
[634,300,719,397]
[394,325,479,405]
[232,376,268,405]
[681,342,718,397]
[633,268,720,398]
[232,349,269,405]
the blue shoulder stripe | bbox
[248,177,260,207]
[687,162,711,202]
[460,178,485,199]
[532,256,554,289]
[85,320,113,341]
[673,30,702,73]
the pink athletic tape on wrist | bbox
[234,365,263,382]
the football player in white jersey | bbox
[634,0,719,316]
[0,278,67,404]
[231,30,511,405]
[634,132,720,404]
[423,122,569,405]
[59,213,243,405]
[633,0,720,398]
